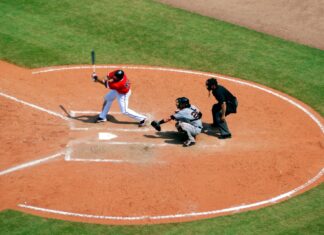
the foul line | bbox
[0,152,65,176]
[18,167,323,221]
[32,65,323,134]
[0,92,68,121]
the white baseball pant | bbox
[99,89,146,121]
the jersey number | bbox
[191,110,202,119]
[125,80,130,89]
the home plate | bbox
[98,132,117,140]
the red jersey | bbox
[107,71,130,94]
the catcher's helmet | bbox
[176,97,190,109]
[206,78,218,91]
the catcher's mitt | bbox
[151,120,161,131]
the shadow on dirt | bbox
[144,131,187,145]
[59,105,138,125]
[144,123,220,145]
[201,123,220,137]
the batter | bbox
[92,70,147,126]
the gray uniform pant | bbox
[212,99,238,136]
[177,122,202,142]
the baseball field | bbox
[0,0,323,234]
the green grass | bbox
[1,184,323,235]
[0,0,323,114]
[0,0,323,234]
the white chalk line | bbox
[0,152,65,176]
[2,65,321,221]
[64,146,165,164]
[69,110,152,132]
[86,141,170,147]
[0,93,149,132]
[65,136,223,164]
[65,148,130,163]
[70,127,90,131]
[69,110,120,116]
[17,167,323,221]
[0,92,69,121]
[32,65,323,134]
[70,127,151,132]
[5,65,322,134]
[67,158,128,163]
[67,140,223,149]
[67,158,166,164]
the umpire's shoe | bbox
[183,139,195,147]
[217,134,232,139]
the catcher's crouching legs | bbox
[177,122,199,147]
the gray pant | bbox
[212,99,238,136]
[176,122,202,142]
[214,111,231,135]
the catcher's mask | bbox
[176,97,190,109]
[206,78,218,91]
[108,70,124,81]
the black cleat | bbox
[138,119,147,127]
[217,134,232,139]
[96,117,107,123]
[183,139,196,147]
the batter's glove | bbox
[151,120,161,131]
[91,72,98,82]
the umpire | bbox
[206,78,238,139]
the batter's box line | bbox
[70,126,152,132]
[65,139,224,155]
[64,146,166,164]
[68,110,152,132]
[64,140,223,164]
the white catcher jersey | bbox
[172,105,203,128]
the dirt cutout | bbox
[0,61,323,224]
[158,0,324,49]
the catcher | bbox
[151,97,203,147]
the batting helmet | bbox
[176,97,190,109]
[206,78,218,91]
[114,70,124,80]
[108,70,125,81]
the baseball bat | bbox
[91,49,96,73]
[59,105,72,118]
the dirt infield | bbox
[0,61,323,224]
[157,0,324,50]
